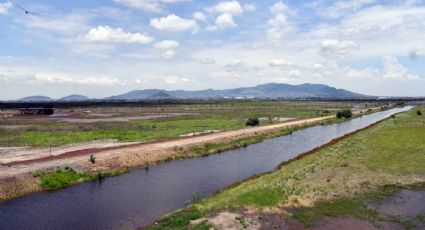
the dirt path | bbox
[0,140,138,165]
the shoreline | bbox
[0,108,382,202]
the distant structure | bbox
[19,108,54,115]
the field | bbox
[148,106,425,229]
[0,101,373,147]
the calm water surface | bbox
[0,107,412,230]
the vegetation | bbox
[89,154,96,164]
[336,109,353,119]
[144,208,204,230]
[35,167,130,189]
[246,117,260,126]
[0,101,379,147]
[36,168,92,189]
[150,106,425,229]
[418,110,422,116]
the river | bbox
[0,107,412,230]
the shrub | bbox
[336,109,353,119]
[418,110,422,116]
[89,154,96,164]
[246,117,260,126]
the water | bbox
[0,107,412,230]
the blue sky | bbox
[0,0,424,99]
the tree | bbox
[336,109,353,119]
[246,117,260,126]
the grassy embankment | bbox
[30,106,383,191]
[0,101,371,147]
[147,107,425,229]
[34,167,129,190]
[28,108,366,192]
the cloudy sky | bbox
[0,0,424,100]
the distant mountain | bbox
[20,95,52,102]
[60,94,89,101]
[149,91,174,99]
[109,83,365,100]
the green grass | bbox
[35,167,130,189]
[0,101,376,147]
[36,168,92,189]
[294,197,379,227]
[144,208,204,230]
[149,106,425,229]
[416,214,425,223]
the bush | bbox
[246,117,260,126]
[418,110,422,116]
[89,154,96,164]
[336,109,353,119]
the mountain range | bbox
[18,83,366,101]
[108,83,365,100]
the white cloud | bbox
[267,13,290,45]
[215,13,237,28]
[317,0,377,19]
[0,1,12,15]
[270,1,287,15]
[154,40,179,49]
[267,2,294,46]
[16,12,92,33]
[165,75,191,84]
[382,56,419,80]
[226,59,243,67]
[199,58,215,64]
[288,69,301,78]
[320,39,358,58]
[78,26,154,44]
[33,73,122,86]
[207,1,244,16]
[269,59,293,67]
[193,11,207,21]
[113,0,188,13]
[150,14,198,32]
[409,48,425,60]
[0,71,124,86]
[243,3,256,12]
[162,50,176,60]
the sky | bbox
[0,0,424,100]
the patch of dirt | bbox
[58,113,197,123]
[191,211,262,230]
[179,130,221,137]
[0,125,33,130]
[0,173,42,202]
[0,140,138,165]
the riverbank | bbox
[146,107,424,230]
[0,111,345,202]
